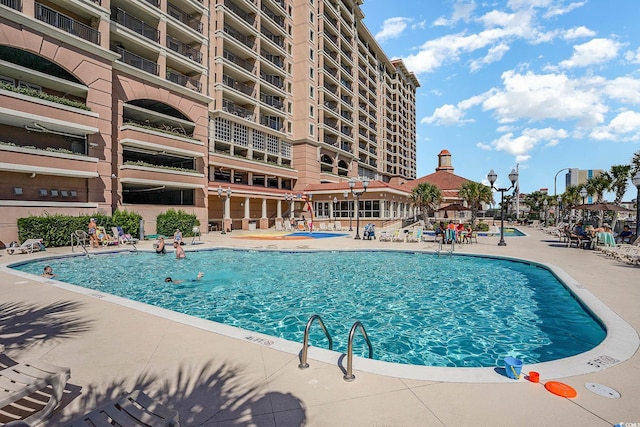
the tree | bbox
[523,191,548,220]
[458,181,493,227]
[585,173,612,226]
[631,150,640,175]
[608,164,631,230]
[410,183,442,224]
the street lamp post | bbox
[632,171,640,239]
[284,193,294,223]
[543,199,548,227]
[348,177,369,239]
[554,168,571,198]
[487,168,519,246]
[343,190,353,231]
[580,187,588,222]
[556,195,562,226]
[332,196,338,229]
[217,185,232,234]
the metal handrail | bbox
[343,321,373,382]
[70,230,89,256]
[298,314,333,369]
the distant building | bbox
[565,168,605,203]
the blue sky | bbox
[361,0,640,199]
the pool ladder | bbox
[298,315,373,382]
[70,230,89,257]
[435,239,455,256]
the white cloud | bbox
[563,26,596,40]
[624,48,640,63]
[485,127,569,159]
[421,104,471,125]
[589,110,640,141]
[404,8,547,74]
[482,70,608,127]
[375,17,412,42]
[544,1,587,18]
[602,76,640,104]
[433,0,477,27]
[559,38,621,68]
[470,43,510,71]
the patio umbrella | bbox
[573,203,630,212]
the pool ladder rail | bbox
[298,315,373,382]
[71,230,89,256]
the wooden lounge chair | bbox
[0,359,70,425]
[67,390,179,427]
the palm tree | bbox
[458,181,493,227]
[523,191,547,221]
[503,194,514,218]
[586,173,612,226]
[608,164,631,230]
[410,183,443,224]
[632,150,640,175]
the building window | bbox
[310,67,314,79]
[253,130,265,151]
[309,48,314,60]
[310,11,314,22]
[359,200,381,218]
[309,124,314,135]
[314,201,329,218]
[309,86,314,98]
[233,123,248,146]
[309,105,314,117]
[310,30,314,41]
[267,134,279,154]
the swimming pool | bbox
[11,249,605,368]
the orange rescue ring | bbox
[545,381,577,398]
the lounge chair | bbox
[391,229,404,242]
[66,390,179,427]
[0,359,70,425]
[112,227,139,246]
[363,223,375,240]
[275,221,283,231]
[6,239,44,255]
[407,227,423,243]
[284,221,292,231]
[334,221,342,231]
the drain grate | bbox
[585,383,621,398]
[587,355,620,368]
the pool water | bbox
[12,250,605,367]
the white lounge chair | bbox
[334,221,342,231]
[0,359,70,425]
[6,239,43,255]
[407,227,423,243]
[67,390,179,427]
[284,221,292,231]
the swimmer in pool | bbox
[164,272,204,284]
[42,265,56,278]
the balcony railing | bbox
[35,2,100,45]
[223,99,254,121]
[261,28,284,49]
[115,46,159,75]
[260,49,284,68]
[225,0,256,26]
[1,0,22,11]
[224,26,255,49]
[260,115,282,130]
[260,94,284,110]
[112,8,159,42]
[260,72,283,89]
[261,5,285,30]
[167,68,201,92]
[223,49,254,72]
[167,35,202,63]
[142,0,159,7]
[168,2,203,33]
[222,74,254,96]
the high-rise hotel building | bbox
[0,0,419,240]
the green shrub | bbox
[112,209,142,237]
[156,209,200,237]
[475,222,489,232]
[17,213,111,247]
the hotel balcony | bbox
[112,8,159,43]
[1,0,21,11]
[168,2,203,33]
[35,2,100,45]
[0,144,99,179]
[224,0,256,28]
[167,68,202,92]
[114,46,159,76]
[224,49,255,73]
[223,26,256,50]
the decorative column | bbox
[260,198,268,229]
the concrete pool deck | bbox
[1,227,639,426]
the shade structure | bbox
[437,203,471,211]
[573,203,630,212]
